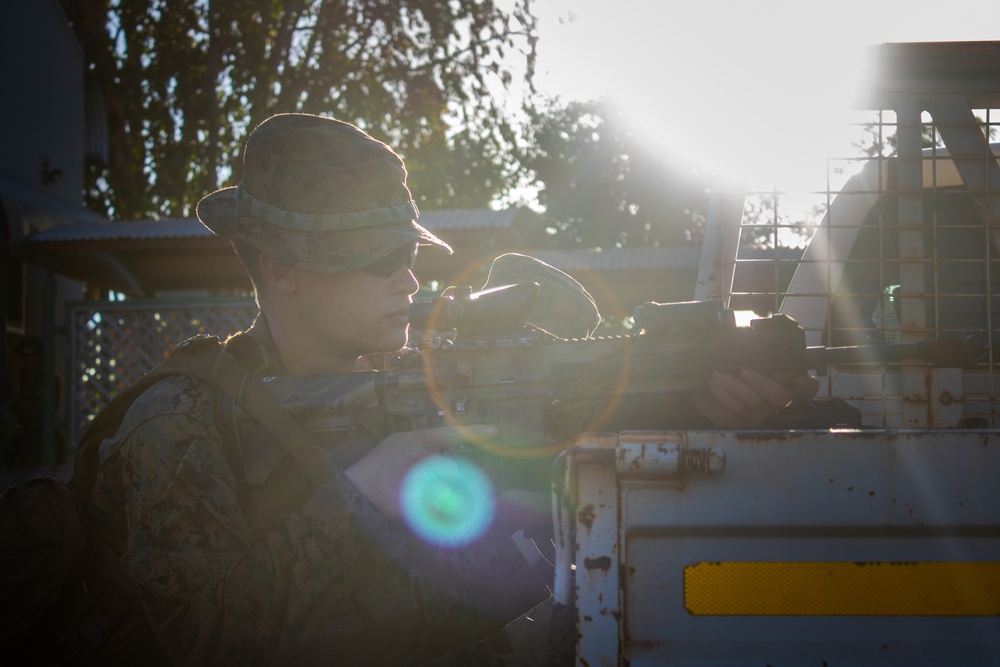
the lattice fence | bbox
[69,298,258,445]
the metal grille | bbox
[69,298,257,445]
[711,71,1000,428]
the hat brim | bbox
[195,186,454,255]
[196,186,239,236]
[195,186,452,272]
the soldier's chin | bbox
[382,328,409,355]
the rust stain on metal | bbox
[584,555,613,571]
[598,607,622,621]
[924,369,936,425]
[733,431,798,443]
[578,503,595,530]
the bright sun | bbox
[531,0,1000,191]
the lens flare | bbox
[399,455,495,548]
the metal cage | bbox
[68,297,257,445]
[699,45,1000,428]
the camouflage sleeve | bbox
[105,376,395,665]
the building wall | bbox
[1,0,90,461]
[0,0,85,209]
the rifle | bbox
[241,283,988,488]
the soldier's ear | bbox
[258,252,298,295]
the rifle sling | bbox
[213,337,332,488]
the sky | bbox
[527,0,1000,189]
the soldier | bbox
[81,113,812,665]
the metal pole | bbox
[0,245,7,466]
[41,272,55,464]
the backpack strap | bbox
[71,335,227,505]
[72,332,333,505]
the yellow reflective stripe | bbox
[684,561,1000,616]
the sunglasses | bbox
[362,243,418,278]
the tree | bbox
[521,98,714,249]
[59,0,538,220]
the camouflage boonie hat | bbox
[196,113,452,272]
[482,253,601,338]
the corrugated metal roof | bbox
[28,216,701,274]
[23,213,701,297]
[27,208,522,243]
[530,247,702,271]
[28,218,211,242]
[1,173,108,244]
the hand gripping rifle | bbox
[241,283,988,489]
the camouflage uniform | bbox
[86,316,545,665]
[83,115,549,665]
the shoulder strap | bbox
[72,333,331,506]
[212,334,331,487]
[71,335,227,505]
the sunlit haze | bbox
[531,0,1000,190]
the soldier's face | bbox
[288,251,420,372]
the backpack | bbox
[0,331,331,662]
[0,335,228,660]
